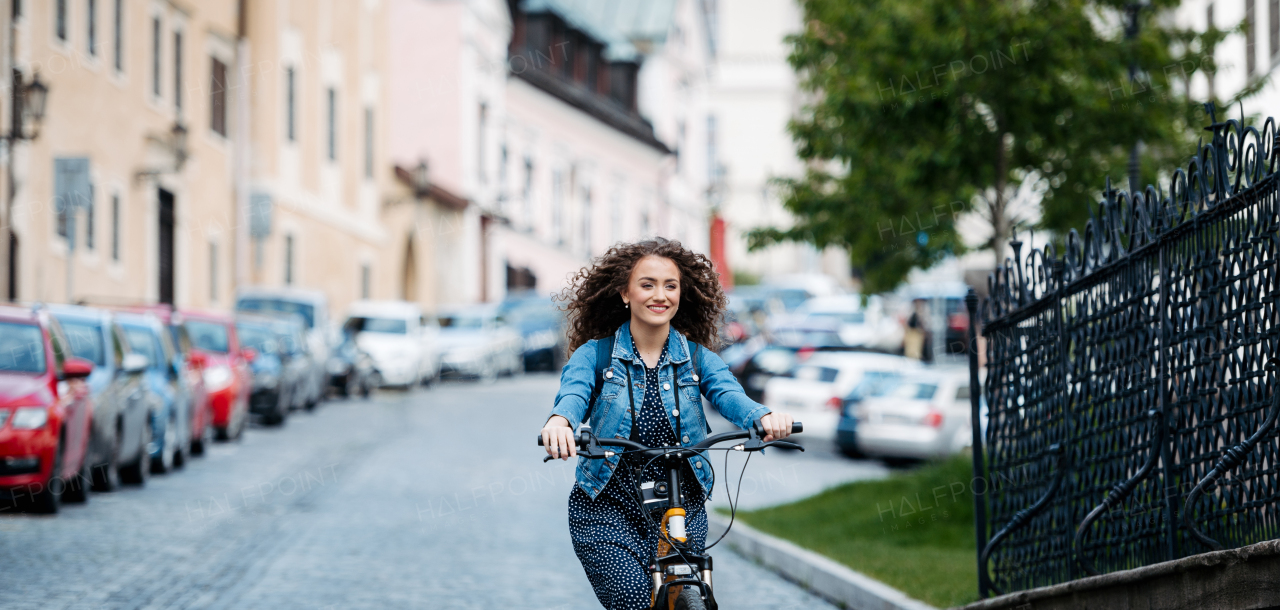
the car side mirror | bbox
[122,353,149,374]
[61,357,94,380]
[241,347,258,363]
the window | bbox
[11,0,20,19]
[110,194,119,261]
[360,264,370,299]
[209,241,218,302]
[87,0,97,56]
[151,17,161,97]
[112,0,122,72]
[210,57,227,136]
[55,0,67,42]
[174,31,183,112]
[284,234,294,285]
[477,103,488,183]
[285,67,296,142]
[84,185,94,250]
[364,107,373,179]
[326,88,336,161]
[1248,0,1257,76]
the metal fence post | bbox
[965,288,990,598]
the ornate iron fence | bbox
[968,104,1280,597]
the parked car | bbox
[436,307,522,381]
[116,312,192,474]
[498,293,565,371]
[899,282,971,355]
[129,305,213,456]
[235,314,301,425]
[235,287,331,408]
[835,370,908,457]
[343,300,441,387]
[183,311,252,441]
[326,332,378,398]
[728,318,853,403]
[852,369,975,461]
[763,352,921,443]
[50,305,154,490]
[0,306,95,512]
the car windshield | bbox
[439,314,485,330]
[0,322,45,374]
[59,319,106,365]
[122,326,163,369]
[237,298,316,328]
[349,316,407,334]
[792,365,839,383]
[884,379,939,400]
[847,371,900,400]
[236,324,278,355]
[186,320,230,353]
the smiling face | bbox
[621,255,681,329]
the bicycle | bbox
[538,420,804,610]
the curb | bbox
[708,514,938,610]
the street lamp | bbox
[18,72,48,141]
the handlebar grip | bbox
[793,422,804,433]
[537,435,544,446]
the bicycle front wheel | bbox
[673,587,706,610]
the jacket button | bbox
[694,460,702,468]
[605,370,613,379]
[682,435,690,443]
[672,409,679,416]
[692,374,699,382]
[663,383,670,391]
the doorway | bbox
[158,188,175,304]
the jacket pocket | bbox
[677,378,710,435]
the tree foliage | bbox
[751,0,1248,292]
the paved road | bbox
[0,375,879,609]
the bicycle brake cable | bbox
[704,448,751,551]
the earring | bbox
[624,302,629,309]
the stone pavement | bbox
[0,375,884,609]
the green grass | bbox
[725,456,980,608]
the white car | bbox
[853,369,976,461]
[343,300,442,387]
[437,306,523,381]
[793,295,903,352]
[762,352,921,443]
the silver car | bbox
[852,369,975,461]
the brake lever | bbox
[762,440,804,452]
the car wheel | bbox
[479,358,498,384]
[119,418,152,485]
[152,415,177,474]
[190,419,210,456]
[62,458,91,504]
[27,441,63,514]
[91,425,122,492]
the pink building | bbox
[390,0,713,305]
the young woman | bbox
[541,238,794,610]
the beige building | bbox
[5,0,242,308]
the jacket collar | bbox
[612,322,692,365]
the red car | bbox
[0,306,95,513]
[127,305,214,455]
[181,310,251,441]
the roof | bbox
[346,300,425,317]
[0,305,38,323]
[235,286,329,305]
[520,0,676,61]
[47,303,112,321]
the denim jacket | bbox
[549,322,771,500]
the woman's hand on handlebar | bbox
[760,412,795,442]
[541,415,577,461]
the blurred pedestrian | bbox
[904,298,933,363]
[539,237,794,609]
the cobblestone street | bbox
[0,375,863,609]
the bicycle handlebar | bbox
[538,421,803,460]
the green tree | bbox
[750,0,1249,292]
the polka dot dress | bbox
[568,339,708,610]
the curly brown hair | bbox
[559,238,728,354]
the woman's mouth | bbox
[646,304,670,314]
